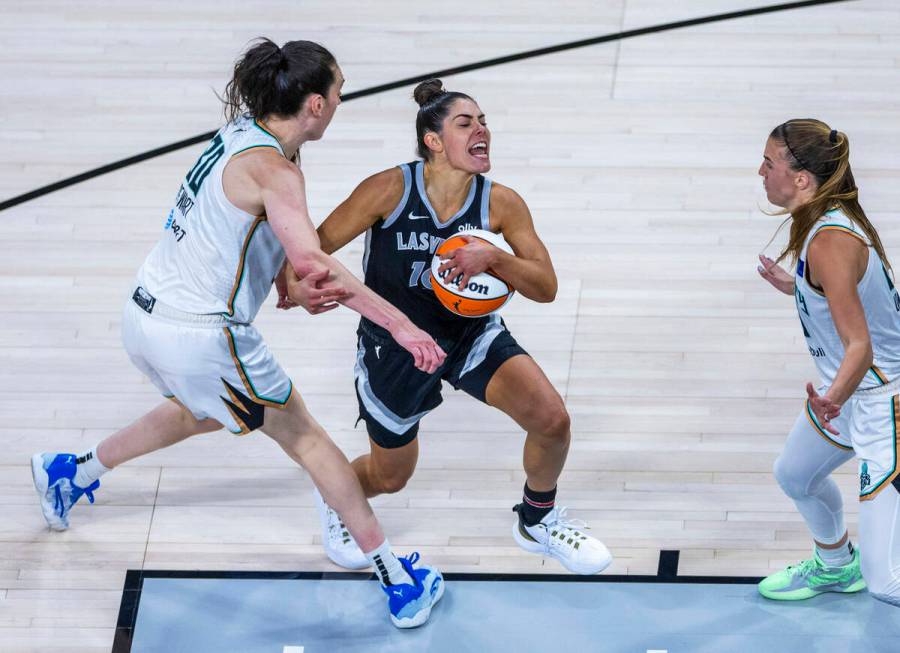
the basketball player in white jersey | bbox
[281,79,612,576]
[756,119,900,607]
[30,38,446,628]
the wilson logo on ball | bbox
[436,269,490,296]
[430,228,515,318]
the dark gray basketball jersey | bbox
[360,160,493,339]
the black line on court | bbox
[112,570,144,653]
[1,0,853,213]
[111,550,766,653]
[657,549,681,579]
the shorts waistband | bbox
[855,377,900,397]
[132,287,245,327]
[358,319,392,345]
[358,317,491,348]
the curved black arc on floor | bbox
[1,0,852,213]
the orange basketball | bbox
[430,229,514,317]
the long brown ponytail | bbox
[769,119,890,274]
[222,38,336,122]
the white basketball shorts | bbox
[121,295,292,434]
[804,382,900,501]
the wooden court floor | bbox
[1,1,899,650]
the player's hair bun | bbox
[413,79,445,107]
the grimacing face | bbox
[432,98,491,173]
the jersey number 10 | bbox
[408,261,434,290]
[185,134,225,194]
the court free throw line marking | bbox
[283,647,304,653]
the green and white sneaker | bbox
[758,548,866,601]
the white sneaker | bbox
[312,487,370,570]
[512,505,612,575]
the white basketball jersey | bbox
[794,208,900,389]
[136,116,287,324]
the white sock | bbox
[816,540,854,568]
[73,447,110,488]
[364,539,413,586]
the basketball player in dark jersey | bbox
[283,79,611,575]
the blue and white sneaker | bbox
[31,453,100,531]
[382,552,444,629]
[409,554,445,608]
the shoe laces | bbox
[558,506,588,527]
[788,557,821,578]
[535,507,591,554]
[82,481,99,504]
[53,479,100,517]
[324,506,352,546]
[396,552,424,590]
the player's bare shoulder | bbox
[249,147,303,185]
[223,147,301,214]
[487,182,532,228]
[351,167,406,218]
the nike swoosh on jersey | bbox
[408,211,432,221]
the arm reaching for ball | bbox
[226,152,444,373]
[278,168,403,314]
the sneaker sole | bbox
[390,603,432,629]
[758,578,867,601]
[31,454,67,531]
[512,521,612,575]
[390,575,444,629]
[324,550,370,570]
